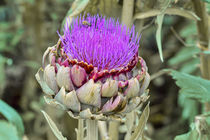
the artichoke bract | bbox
[35,15,150,121]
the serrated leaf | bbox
[168,47,200,66]
[168,70,210,103]
[179,58,199,74]
[178,94,198,122]
[180,22,197,38]
[0,100,24,137]
[130,102,150,140]
[156,14,164,62]
[0,121,19,140]
[41,110,67,140]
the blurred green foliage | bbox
[0,4,22,93]
[0,121,19,140]
[202,0,210,3]
[175,112,210,140]
[0,100,24,140]
[167,21,201,125]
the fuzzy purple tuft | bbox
[58,15,141,71]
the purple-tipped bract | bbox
[58,15,141,71]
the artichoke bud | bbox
[36,15,150,121]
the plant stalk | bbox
[77,119,84,140]
[121,0,135,28]
[191,0,210,111]
[121,1,138,139]
[86,119,98,140]
[98,121,109,140]
[108,121,120,140]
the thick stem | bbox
[98,121,109,140]
[104,0,112,17]
[121,1,136,139]
[201,54,210,112]
[77,119,84,140]
[108,121,120,140]
[86,119,98,140]
[121,0,135,28]
[191,0,210,111]
[125,111,135,140]
[191,0,209,47]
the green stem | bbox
[108,121,120,140]
[98,121,109,140]
[77,119,84,140]
[121,0,135,28]
[125,111,135,140]
[191,0,210,111]
[86,119,98,140]
[191,0,209,47]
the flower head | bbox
[59,15,140,71]
[36,14,150,121]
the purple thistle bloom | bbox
[58,15,141,71]
[37,14,150,117]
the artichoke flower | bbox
[35,15,150,121]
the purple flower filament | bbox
[59,15,140,71]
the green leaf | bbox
[154,0,171,62]
[10,29,24,47]
[41,110,67,140]
[156,14,164,62]
[178,94,198,122]
[0,32,13,40]
[0,121,19,140]
[130,102,150,140]
[0,100,24,137]
[0,22,11,30]
[168,47,200,66]
[179,58,199,74]
[180,22,197,38]
[203,51,210,55]
[168,70,210,102]
[0,56,6,90]
[202,0,210,3]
